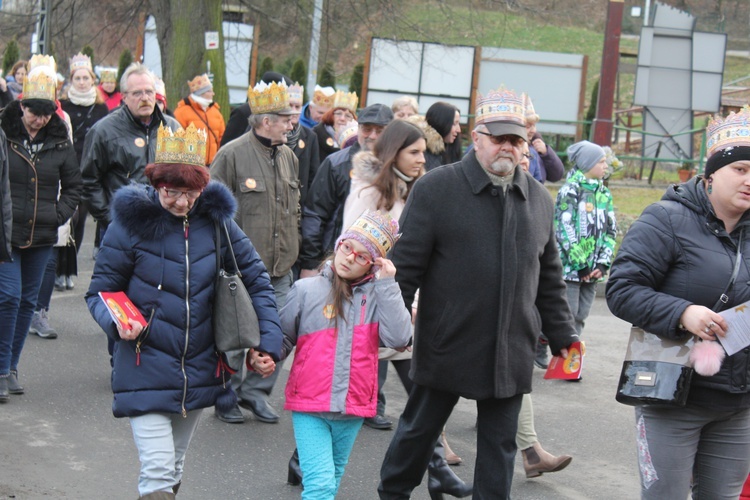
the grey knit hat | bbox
[567,140,605,173]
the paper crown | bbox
[312,85,336,109]
[333,90,358,114]
[337,122,359,148]
[188,73,212,94]
[524,94,540,124]
[69,52,92,75]
[99,68,118,83]
[706,106,750,158]
[154,77,166,97]
[288,82,304,103]
[23,55,57,102]
[155,123,208,166]
[248,81,294,114]
[475,87,527,128]
[340,210,400,261]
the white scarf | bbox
[67,86,97,106]
[191,93,212,110]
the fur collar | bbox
[111,180,237,241]
[0,100,70,141]
[352,151,383,184]
[406,114,445,155]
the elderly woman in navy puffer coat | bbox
[85,125,282,499]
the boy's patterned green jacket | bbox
[554,169,617,282]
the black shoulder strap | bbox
[712,229,744,312]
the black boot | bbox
[427,446,472,499]
[172,482,181,494]
[288,448,302,486]
[0,377,8,403]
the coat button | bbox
[31,177,35,183]
[491,189,498,196]
[28,219,32,224]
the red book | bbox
[543,341,585,380]
[99,291,148,331]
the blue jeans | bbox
[129,409,203,496]
[35,248,58,311]
[293,412,363,500]
[0,246,54,375]
[565,280,597,335]
[635,405,750,499]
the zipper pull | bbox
[361,298,366,306]
[184,218,189,238]
[182,408,187,418]
[135,343,141,366]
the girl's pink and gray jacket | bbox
[280,262,412,418]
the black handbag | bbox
[616,231,743,407]
[213,222,260,353]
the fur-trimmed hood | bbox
[406,114,445,156]
[352,150,383,184]
[111,180,237,241]
[0,99,70,142]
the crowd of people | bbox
[1,47,750,500]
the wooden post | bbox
[591,0,624,146]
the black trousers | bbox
[378,383,522,499]
[377,359,412,415]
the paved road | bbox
[0,219,641,499]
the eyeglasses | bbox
[359,124,385,136]
[337,240,373,267]
[333,110,353,120]
[128,89,156,99]
[522,153,532,159]
[160,187,202,201]
[476,131,524,147]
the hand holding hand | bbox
[531,138,547,155]
[249,349,276,378]
[679,304,727,340]
[375,257,396,279]
[117,318,144,341]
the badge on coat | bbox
[298,139,305,149]
[245,178,257,189]
[322,304,335,320]
[326,137,334,147]
[134,138,146,148]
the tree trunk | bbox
[149,0,229,121]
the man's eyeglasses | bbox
[476,131,524,147]
[160,187,202,201]
[522,153,532,159]
[337,240,373,267]
[128,89,156,99]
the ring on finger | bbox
[704,326,711,334]
[708,321,716,329]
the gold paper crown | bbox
[333,90,358,114]
[247,81,292,114]
[706,106,750,158]
[23,55,57,102]
[349,211,400,258]
[188,74,212,94]
[69,52,92,75]
[100,68,118,83]
[524,94,540,124]
[475,87,526,128]
[155,123,208,167]
[288,82,304,104]
[312,85,336,109]
[154,77,166,97]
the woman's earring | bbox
[707,176,713,194]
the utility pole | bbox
[592,0,624,146]
[306,0,323,93]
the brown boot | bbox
[441,430,463,466]
[522,442,572,478]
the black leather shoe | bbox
[215,402,244,423]
[239,398,279,423]
[364,414,393,430]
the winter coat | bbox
[299,144,361,270]
[210,130,300,278]
[406,114,446,172]
[528,133,564,183]
[0,128,11,262]
[220,103,250,147]
[299,102,317,130]
[293,124,320,208]
[606,177,750,409]
[0,100,82,248]
[80,105,180,224]
[97,85,122,112]
[60,99,109,163]
[554,169,616,282]
[392,151,578,400]
[312,122,339,162]
[85,181,283,418]
[280,262,411,417]
[174,96,226,165]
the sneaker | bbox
[65,276,75,290]
[29,310,58,339]
[54,276,66,292]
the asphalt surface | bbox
[0,218,642,499]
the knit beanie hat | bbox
[567,140,605,173]
[336,211,400,267]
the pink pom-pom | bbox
[690,340,725,376]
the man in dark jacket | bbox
[377,87,579,499]
[80,63,179,236]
